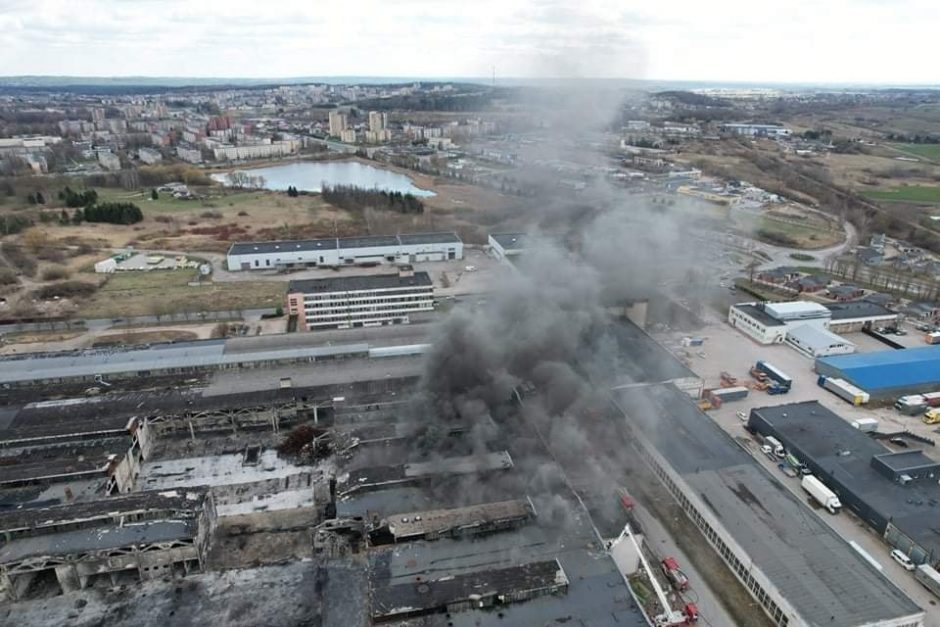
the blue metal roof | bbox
[816,345,940,391]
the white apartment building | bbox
[368,111,387,132]
[328,110,348,136]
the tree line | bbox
[321,184,423,214]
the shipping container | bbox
[710,386,749,402]
[756,361,792,390]
[851,417,880,432]
[818,375,869,405]
[922,391,940,407]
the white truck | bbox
[801,475,841,514]
[914,563,940,599]
[763,436,785,458]
[851,417,880,432]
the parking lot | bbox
[655,318,940,621]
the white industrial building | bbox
[488,233,528,261]
[785,324,856,358]
[286,268,434,330]
[227,232,463,271]
[728,301,831,344]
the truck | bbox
[661,557,690,591]
[755,361,792,391]
[817,375,870,405]
[924,409,940,425]
[786,453,811,475]
[851,417,880,432]
[913,563,940,599]
[764,435,785,458]
[710,386,749,403]
[895,395,929,416]
[719,371,738,387]
[766,382,789,395]
[801,475,841,514]
[926,331,940,345]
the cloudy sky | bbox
[0,0,936,84]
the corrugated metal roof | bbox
[816,346,940,391]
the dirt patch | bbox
[77,270,286,318]
[92,329,199,347]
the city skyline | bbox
[0,0,937,85]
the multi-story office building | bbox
[286,268,434,330]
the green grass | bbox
[78,270,286,318]
[889,143,940,163]
[789,253,815,261]
[94,188,270,214]
[864,185,940,204]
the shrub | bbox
[0,268,18,285]
[237,210,249,216]
[32,280,97,300]
[1,242,37,277]
[84,202,143,225]
[200,210,223,220]
[41,265,70,281]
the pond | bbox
[211,161,436,197]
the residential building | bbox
[328,110,348,136]
[138,147,163,164]
[176,145,203,164]
[340,129,357,144]
[97,151,121,171]
[286,268,434,330]
[826,284,864,301]
[368,111,387,132]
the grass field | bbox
[747,215,843,249]
[77,270,286,318]
[890,143,940,163]
[864,185,940,204]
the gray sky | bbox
[0,0,936,84]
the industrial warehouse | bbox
[748,402,940,569]
[286,267,434,330]
[815,345,940,399]
[608,384,924,627]
[728,300,898,346]
[226,231,463,271]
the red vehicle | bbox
[682,603,699,624]
[661,556,690,591]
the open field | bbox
[77,270,285,318]
[889,143,940,163]
[732,210,843,250]
[864,185,940,204]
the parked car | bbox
[888,437,909,448]
[891,549,916,571]
[736,411,747,422]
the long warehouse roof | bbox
[228,231,461,256]
[816,345,940,391]
[612,384,922,627]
